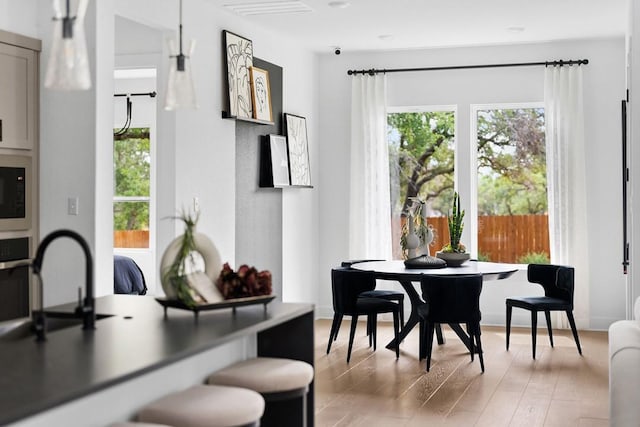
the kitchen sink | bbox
[0,313,113,342]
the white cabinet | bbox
[0,38,37,150]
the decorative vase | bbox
[159,232,223,299]
[406,216,420,258]
[435,251,470,267]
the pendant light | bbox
[45,0,91,90]
[165,0,197,110]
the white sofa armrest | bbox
[609,319,640,427]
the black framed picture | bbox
[223,30,253,119]
[284,113,311,186]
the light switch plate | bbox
[68,197,79,215]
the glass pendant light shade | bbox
[164,38,197,110]
[45,0,91,90]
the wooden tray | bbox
[155,295,276,319]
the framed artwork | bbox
[223,30,253,118]
[250,66,273,122]
[267,135,290,186]
[284,113,311,186]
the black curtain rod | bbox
[347,59,589,76]
[114,91,157,97]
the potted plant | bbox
[436,192,470,266]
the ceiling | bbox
[213,0,628,53]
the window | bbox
[113,127,151,248]
[474,105,549,263]
[387,104,550,264]
[387,107,456,258]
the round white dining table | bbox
[350,260,518,352]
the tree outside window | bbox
[387,106,550,263]
[113,127,150,248]
[476,107,549,263]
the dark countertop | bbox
[0,295,313,426]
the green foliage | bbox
[477,252,491,262]
[388,112,455,216]
[476,108,547,215]
[113,128,150,231]
[517,252,550,264]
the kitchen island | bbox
[0,295,314,427]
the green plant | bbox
[441,192,466,253]
[163,210,201,307]
[517,252,550,264]
[477,251,491,262]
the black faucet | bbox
[32,229,95,340]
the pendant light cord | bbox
[176,0,186,71]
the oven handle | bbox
[0,259,32,270]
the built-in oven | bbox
[0,237,30,322]
[0,155,31,231]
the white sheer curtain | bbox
[544,65,590,328]
[348,74,392,259]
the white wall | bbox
[0,0,38,39]
[317,38,627,329]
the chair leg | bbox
[544,310,554,347]
[426,323,435,372]
[435,323,445,345]
[393,310,400,359]
[418,319,424,360]
[347,315,358,363]
[372,314,378,351]
[566,310,583,355]
[326,313,341,354]
[399,298,405,327]
[474,324,485,373]
[506,303,512,351]
[367,314,373,347]
[531,310,538,360]
[333,314,343,341]
[467,323,474,362]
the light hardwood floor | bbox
[314,319,609,426]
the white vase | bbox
[159,232,222,299]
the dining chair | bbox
[326,267,400,362]
[341,259,405,334]
[506,264,582,359]
[418,274,484,372]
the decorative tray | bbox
[155,295,276,319]
[403,255,447,269]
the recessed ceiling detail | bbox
[224,1,313,16]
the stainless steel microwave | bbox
[0,155,31,231]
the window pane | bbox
[114,127,150,249]
[114,128,150,197]
[388,111,455,258]
[113,201,149,248]
[476,108,549,263]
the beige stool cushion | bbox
[207,357,314,393]
[137,385,264,427]
[110,423,172,427]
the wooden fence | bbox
[114,230,149,248]
[394,214,549,263]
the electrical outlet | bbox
[68,197,79,215]
[193,197,200,213]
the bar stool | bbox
[137,384,264,427]
[207,357,314,427]
[110,423,172,427]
